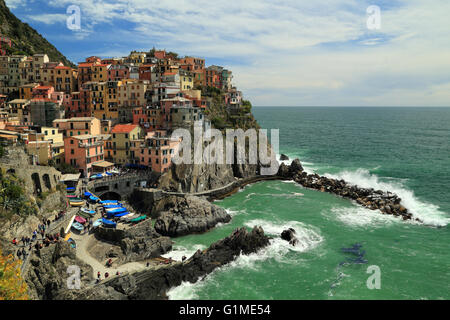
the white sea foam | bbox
[324,168,449,227]
[328,206,401,227]
[161,244,207,262]
[244,219,323,253]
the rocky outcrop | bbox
[56,226,270,300]
[154,195,231,237]
[95,220,172,263]
[25,241,93,300]
[281,228,299,246]
[281,159,418,222]
[280,154,289,161]
[159,161,258,193]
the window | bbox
[71,149,74,154]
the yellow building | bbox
[179,69,194,90]
[128,52,146,65]
[41,126,64,144]
[91,64,108,82]
[106,124,144,164]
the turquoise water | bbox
[166,107,450,300]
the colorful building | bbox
[105,123,144,165]
[53,117,101,137]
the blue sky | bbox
[5,0,450,106]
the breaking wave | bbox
[324,168,449,227]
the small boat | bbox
[101,218,116,228]
[89,195,99,203]
[100,200,119,204]
[129,215,147,223]
[67,238,76,249]
[89,173,103,180]
[75,216,87,224]
[69,199,85,207]
[71,222,84,232]
[92,218,103,228]
[121,213,136,221]
[102,204,123,209]
[66,187,76,192]
[78,211,91,219]
[80,207,96,215]
[66,194,78,198]
[105,207,127,214]
[105,172,113,176]
[115,211,130,218]
[84,191,92,198]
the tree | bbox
[0,248,28,300]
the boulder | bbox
[281,228,299,246]
[154,196,231,237]
[289,159,304,173]
[280,154,289,161]
[95,219,172,263]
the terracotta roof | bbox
[55,66,71,70]
[78,63,93,67]
[35,86,52,90]
[111,124,138,134]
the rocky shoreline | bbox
[55,226,270,300]
[278,159,419,222]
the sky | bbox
[5,0,450,107]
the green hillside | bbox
[0,0,73,66]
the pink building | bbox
[64,134,109,176]
[108,64,129,81]
[131,130,181,173]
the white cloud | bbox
[17,0,450,106]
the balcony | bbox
[79,141,104,148]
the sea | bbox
[165,107,450,300]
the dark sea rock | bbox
[281,228,299,246]
[154,195,231,237]
[280,154,289,161]
[55,226,270,300]
[95,219,172,262]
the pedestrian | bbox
[105,272,109,279]
[97,271,101,279]
[17,249,21,259]
[12,238,17,246]
[21,248,26,258]
[47,219,51,227]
